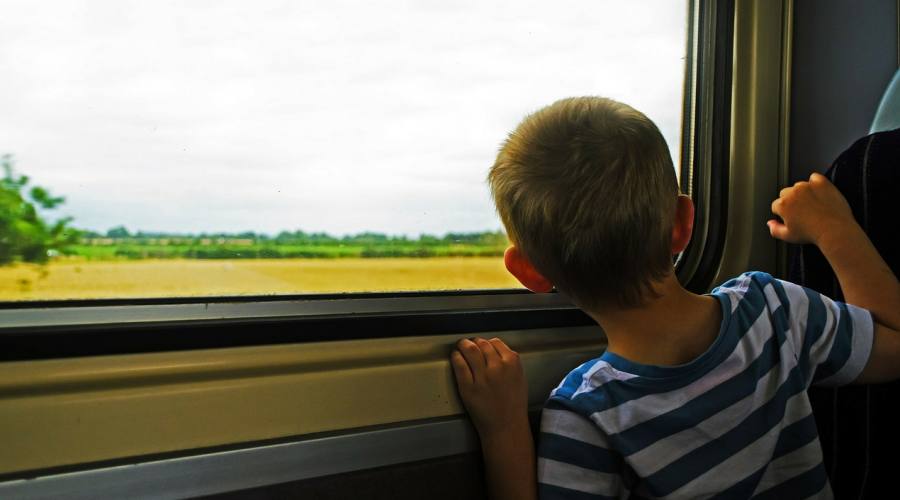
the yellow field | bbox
[0,258,522,301]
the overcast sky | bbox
[1,0,687,236]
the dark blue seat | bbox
[789,124,900,499]
[870,69,900,134]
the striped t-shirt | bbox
[537,272,874,500]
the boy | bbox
[450,97,900,499]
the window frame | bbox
[0,0,727,360]
[676,0,735,292]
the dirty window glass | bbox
[0,0,688,300]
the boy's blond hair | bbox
[489,97,679,309]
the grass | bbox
[0,257,522,301]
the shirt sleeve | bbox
[537,399,629,500]
[776,279,874,387]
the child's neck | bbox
[585,275,722,367]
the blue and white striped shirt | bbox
[537,272,873,499]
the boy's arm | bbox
[769,172,900,383]
[451,338,537,500]
[479,419,537,500]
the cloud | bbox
[0,0,687,236]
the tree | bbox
[106,226,131,238]
[0,154,80,265]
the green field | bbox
[67,231,509,260]
[67,242,506,260]
[0,257,522,301]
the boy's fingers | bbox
[779,187,791,199]
[475,337,501,367]
[771,198,783,216]
[456,339,486,377]
[489,337,517,360]
[767,220,789,240]
[450,350,473,387]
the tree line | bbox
[0,156,507,264]
[86,227,507,247]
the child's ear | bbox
[504,246,554,293]
[671,194,695,254]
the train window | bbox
[2,1,782,490]
[0,0,689,302]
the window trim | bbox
[1,289,569,325]
[702,0,792,285]
[0,292,594,361]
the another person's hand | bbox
[450,337,528,437]
[768,172,858,246]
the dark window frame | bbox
[677,0,735,292]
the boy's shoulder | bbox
[546,272,810,417]
[712,270,781,296]
[712,271,809,316]
[544,355,647,420]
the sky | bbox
[0,0,687,237]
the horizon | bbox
[80,226,506,239]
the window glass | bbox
[0,0,688,300]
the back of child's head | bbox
[490,96,679,309]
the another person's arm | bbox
[768,172,900,382]
[451,338,537,500]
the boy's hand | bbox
[768,172,858,247]
[450,337,529,438]
[452,338,538,500]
